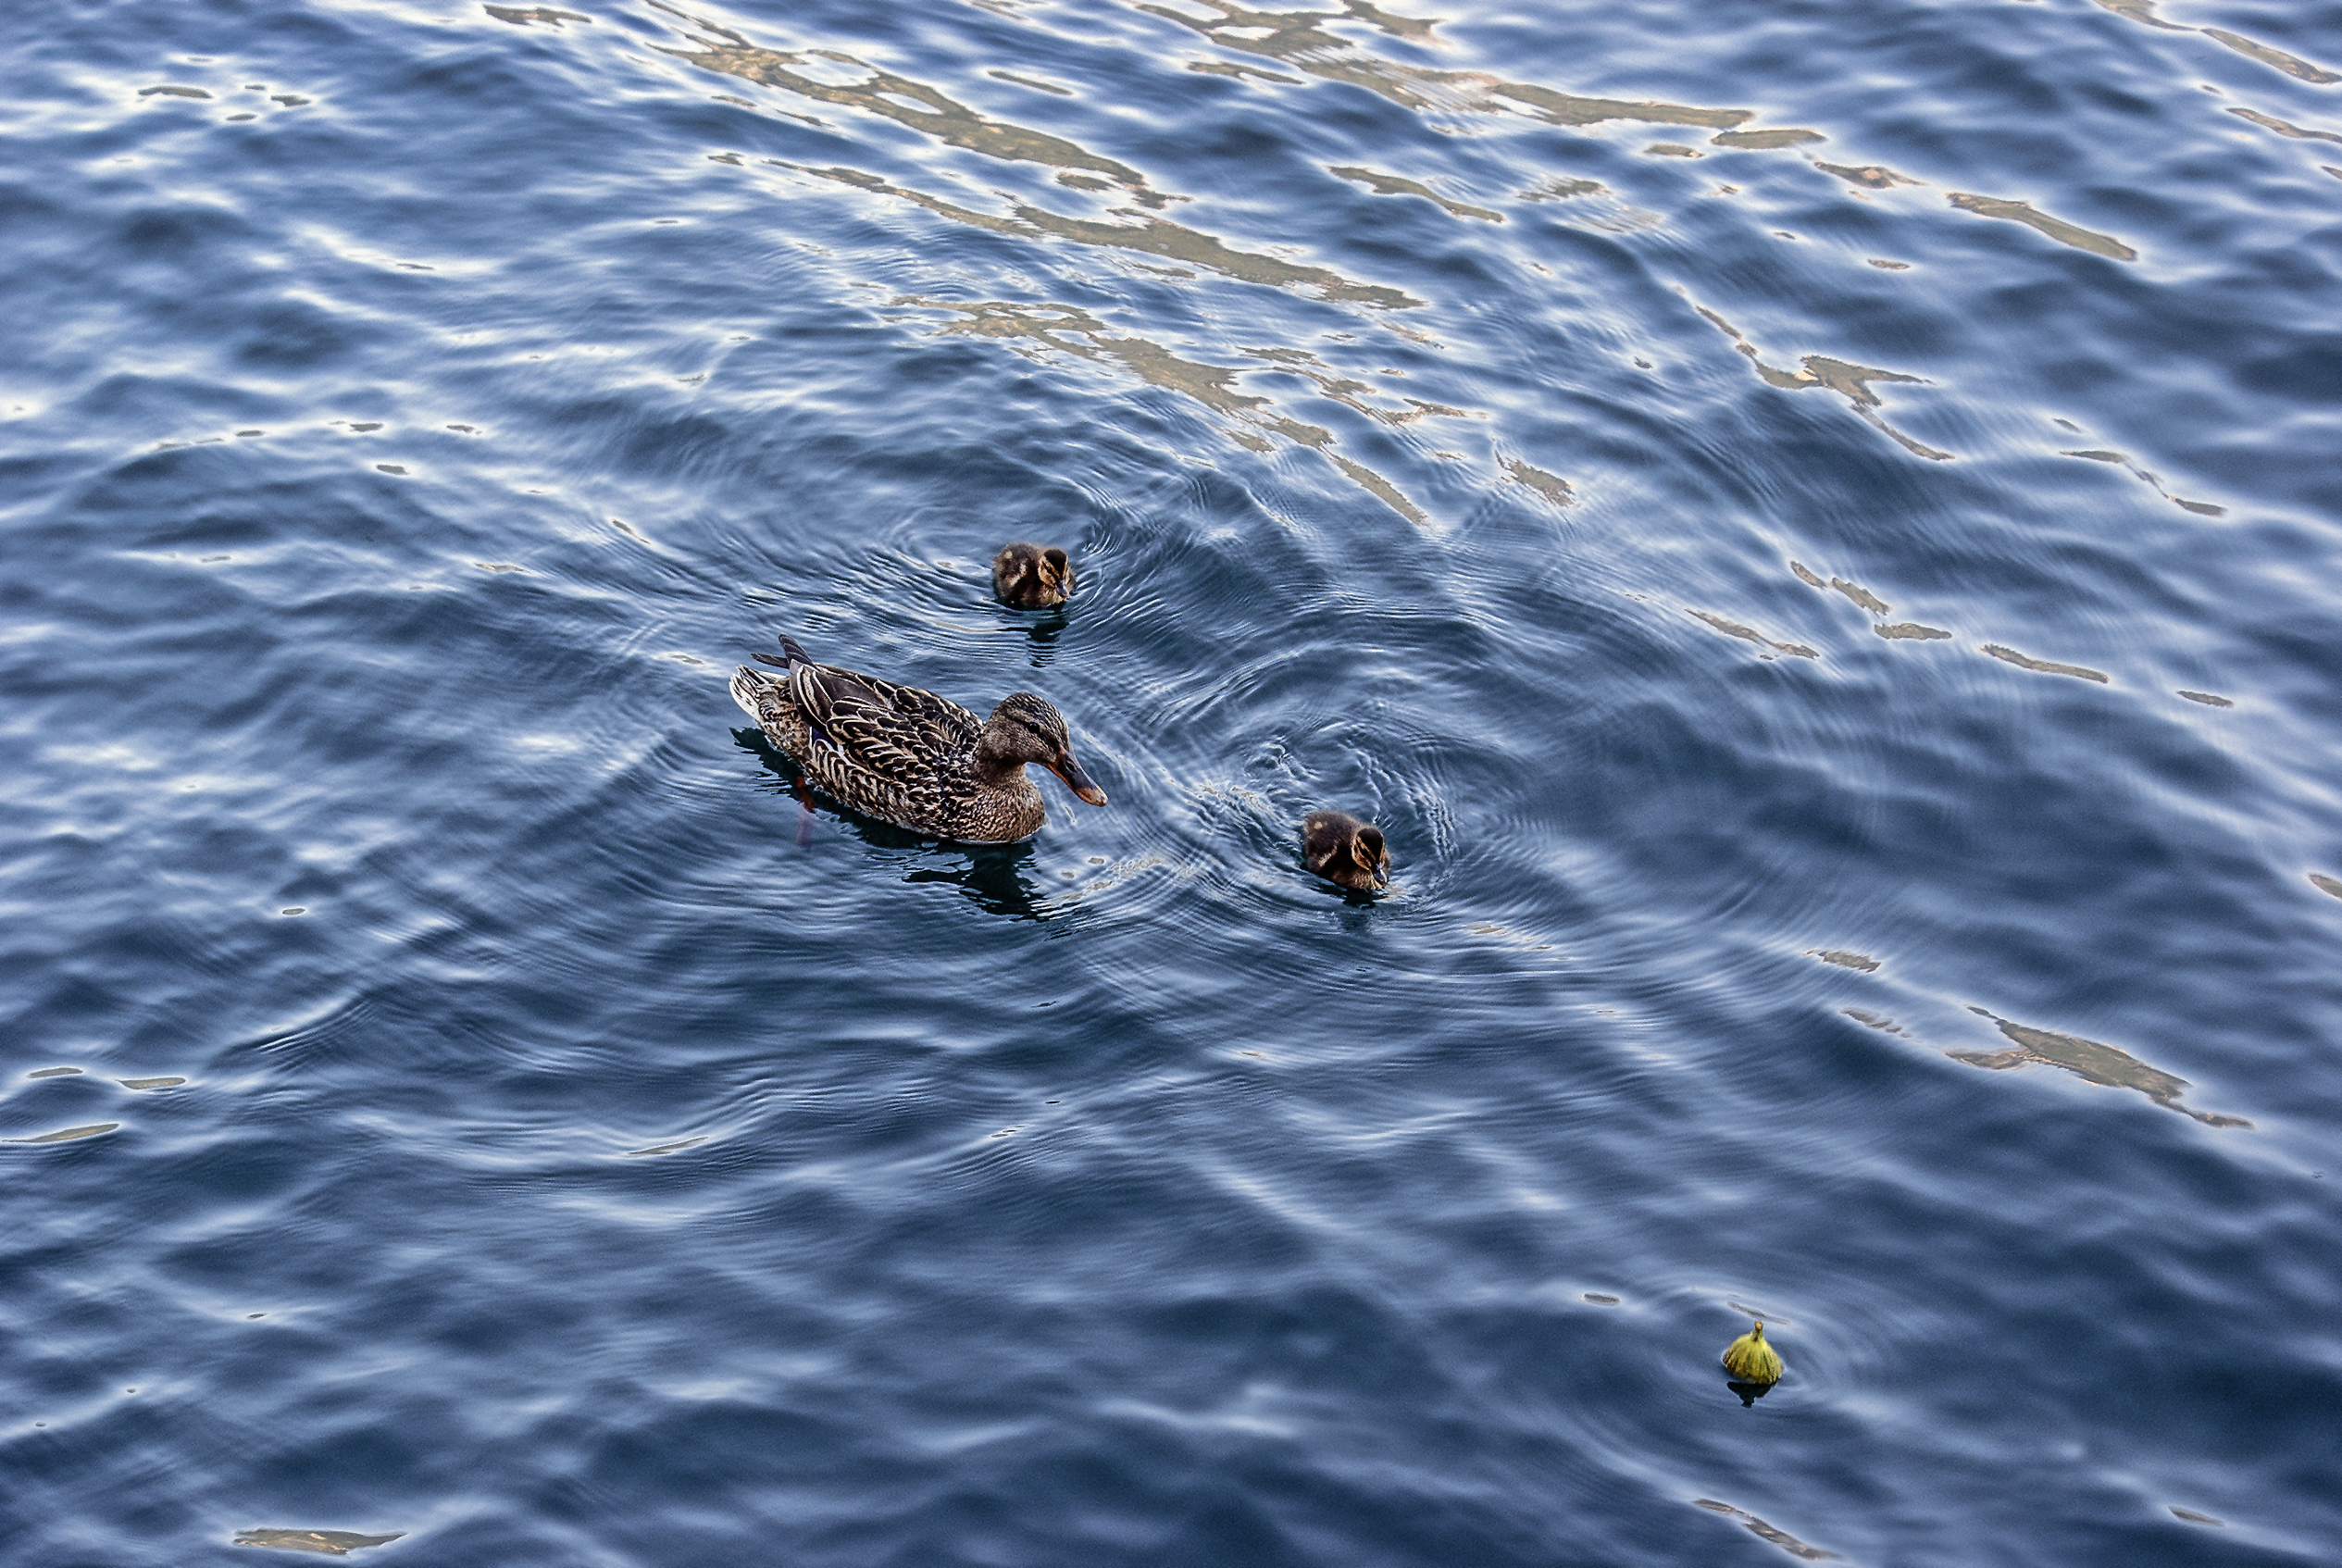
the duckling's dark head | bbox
[992,542,1074,609]
[979,691,1108,805]
[1352,825,1390,888]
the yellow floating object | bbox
[1722,1320,1783,1384]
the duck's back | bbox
[730,663,1040,839]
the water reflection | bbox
[230,1530,403,1557]
[1690,609,1818,661]
[2058,446,2224,516]
[484,5,587,26]
[1951,1011,2249,1126]
[1136,0,1750,131]
[1690,1500,1838,1560]
[902,842,1052,921]
[887,296,1440,522]
[1816,160,1918,190]
[1331,165,1502,222]
[2086,4,2339,84]
[2090,0,2186,30]
[1002,601,1070,667]
[765,159,1418,306]
[2202,30,2340,86]
[1713,128,1823,149]
[1980,643,2110,683]
[1686,296,1950,460]
[4,1122,120,1144]
[1947,193,2135,262]
[654,5,1419,305]
[651,0,1159,197]
[2227,106,2342,147]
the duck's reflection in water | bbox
[902,842,1049,921]
[734,729,1053,921]
[1007,602,1068,667]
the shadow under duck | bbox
[731,634,1107,842]
[1302,810,1390,891]
[992,542,1074,608]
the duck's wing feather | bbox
[789,661,981,781]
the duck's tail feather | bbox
[751,651,791,669]
[730,665,782,721]
[777,633,813,667]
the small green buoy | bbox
[1721,1319,1783,1386]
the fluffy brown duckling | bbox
[992,542,1074,608]
[1302,810,1390,891]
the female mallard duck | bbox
[731,634,1107,841]
[992,542,1074,608]
[1302,810,1390,891]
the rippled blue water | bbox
[6,1,2342,1562]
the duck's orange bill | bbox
[1048,757,1108,807]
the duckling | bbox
[731,633,1107,842]
[1302,810,1390,891]
[992,541,1075,608]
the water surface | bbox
[6,1,2342,1562]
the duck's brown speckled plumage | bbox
[1302,810,1390,891]
[732,634,1106,841]
[992,541,1074,608]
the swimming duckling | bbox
[731,633,1107,842]
[1302,810,1390,891]
[1721,1320,1783,1387]
[992,541,1074,608]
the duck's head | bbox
[994,542,1074,608]
[1343,823,1392,890]
[978,692,1108,805]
